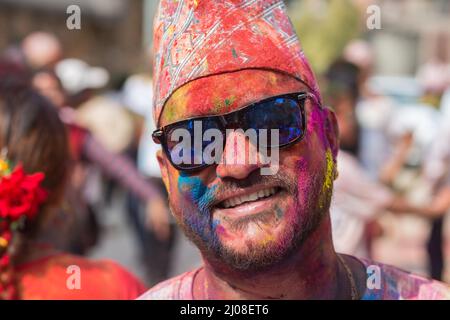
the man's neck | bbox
[194,215,355,300]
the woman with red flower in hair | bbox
[0,60,146,300]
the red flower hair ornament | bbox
[0,148,48,299]
[0,164,48,221]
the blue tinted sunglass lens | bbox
[246,97,303,146]
[166,118,222,168]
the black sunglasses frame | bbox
[152,91,318,172]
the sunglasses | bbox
[152,91,319,171]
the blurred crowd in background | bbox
[0,0,449,288]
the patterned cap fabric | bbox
[152,0,320,125]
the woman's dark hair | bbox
[0,61,69,205]
[0,59,70,299]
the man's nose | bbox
[216,130,263,180]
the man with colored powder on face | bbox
[139,0,450,300]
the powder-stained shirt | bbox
[138,258,450,300]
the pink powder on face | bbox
[307,108,327,146]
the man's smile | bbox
[213,186,283,219]
[220,187,279,208]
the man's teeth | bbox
[222,188,277,208]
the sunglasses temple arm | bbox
[303,92,323,109]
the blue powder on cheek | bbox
[177,173,220,245]
[177,173,218,211]
[275,206,283,219]
[177,174,207,202]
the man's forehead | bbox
[159,69,308,126]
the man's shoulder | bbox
[358,258,450,300]
[138,268,202,300]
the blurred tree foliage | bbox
[289,0,362,74]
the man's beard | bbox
[171,169,332,273]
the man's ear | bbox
[157,149,170,191]
[322,107,339,159]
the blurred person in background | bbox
[0,60,146,299]
[21,32,62,71]
[377,42,450,280]
[379,34,450,188]
[20,29,173,284]
[121,73,179,285]
[416,32,450,110]
[343,40,396,179]
[325,60,396,258]
[343,39,448,279]
[31,61,169,260]
[388,86,450,281]
[55,58,110,109]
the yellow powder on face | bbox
[319,149,334,209]
[260,233,275,247]
[268,72,280,86]
[212,97,224,113]
[323,149,334,192]
[246,222,275,248]
[163,86,190,123]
